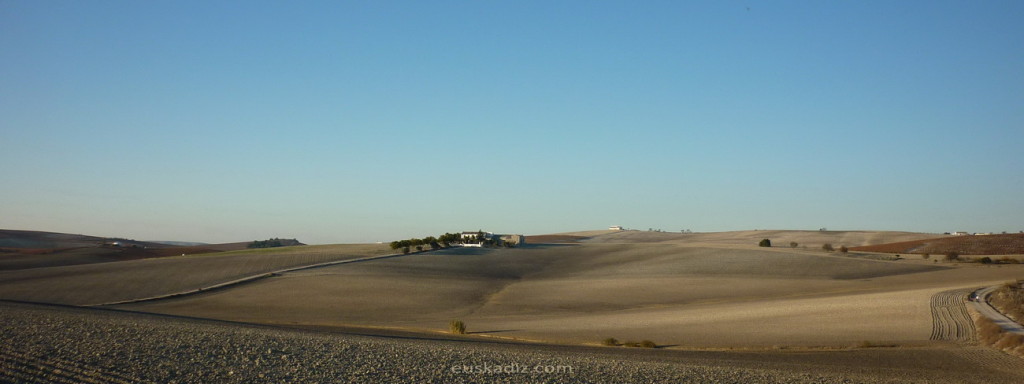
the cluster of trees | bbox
[388,232,472,254]
[389,231,516,254]
[248,238,301,249]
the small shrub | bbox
[945,252,960,262]
[759,239,771,247]
[839,245,848,253]
[449,320,466,334]
[922,253,930,260]
[621,340,657,348]
[790,241,798,248]
[980,256,993,264]
[822,243,834,252]
[601,337,619,346]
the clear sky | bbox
[2,1,1022,244]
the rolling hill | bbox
[0,229,244,270]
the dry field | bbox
[7,301,1024,383]
[851,233,1024,256]
[6,229,1024,382]
[0,243,390,305]
[119,230,1024,349]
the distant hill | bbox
[850,233,1024,255]
[148,241,210,247]
[0,229,243,270]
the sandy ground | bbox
[117,231,1024,348]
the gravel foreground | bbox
[3,302,1023,384]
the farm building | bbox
[459,231,524,247]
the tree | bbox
[423,236,440,250]
[758,239,772,247]
[822,243,834,252]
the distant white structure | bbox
[609,225,623,231]
[952,231,971,236]
[461,231,490,242]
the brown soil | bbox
[851,233,1024,255]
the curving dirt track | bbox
[929,288,977,342]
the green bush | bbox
[758,239,771,247]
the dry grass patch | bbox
[976,316,1024,357]
[990,281,1024,323]
[449,320,466,334]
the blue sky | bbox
[2,1,1022,244]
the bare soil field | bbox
[0,244,390,305]
[120,231,1024,349]
[590,229,948,249]
[5,301,1024,384]
[0,229,271,270]
[0,245,231,271]
[6,229,1024,382]
[851,233,1024,256]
